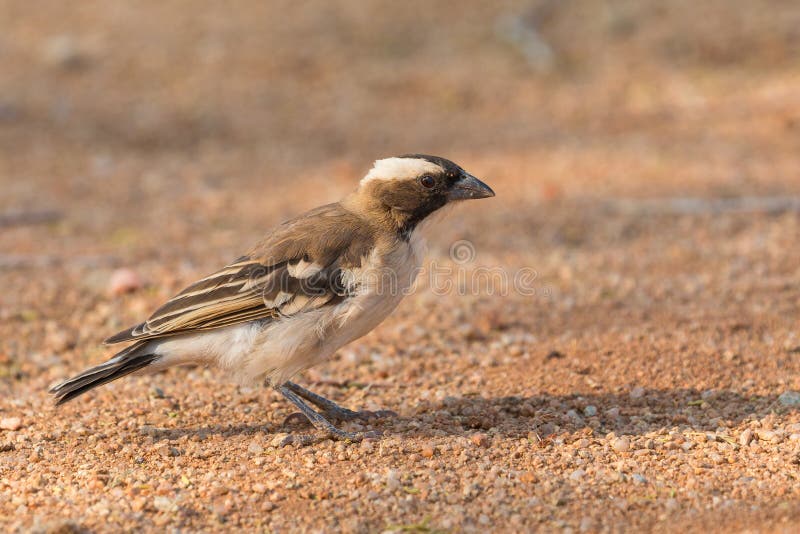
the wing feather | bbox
[105,203,376,344]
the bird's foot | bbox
[283,381,397,422]
[278,384,386,443]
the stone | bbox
[0,417,22,431]
[739,429,754,447]
[108,268,143,295]
[612,437,630,453]
[778,391,800,407]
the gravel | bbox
[2,2,800,532]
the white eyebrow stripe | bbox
[360,157,444,185]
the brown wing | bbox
[105,203,376,344]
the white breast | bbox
[331,236,425,344]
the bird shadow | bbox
[398,388,797,440]
[144,388,797,443]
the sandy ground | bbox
[2,1,800,532]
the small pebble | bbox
[757,429,778,443]
[612,437,630,453]
[583,405,598,417]
[153,496,177,513]
[470,433,490,447]
[108,268,143,295]
[46,330,74,352]
[570,469,586,481]
[739,429,754,446]
[385,469,401,491]
[0,417,22,431]
[262,501,276,512]
[778,391,800,407]
[43,35,89,69]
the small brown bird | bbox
[50,155,494,440]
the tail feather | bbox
[50,343,160,405]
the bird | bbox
[50,154,495,441]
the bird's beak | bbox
[447,172,496,201]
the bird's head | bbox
[353,154,495,238]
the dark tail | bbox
[49,342,160,405]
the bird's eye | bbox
[419,175,435,189]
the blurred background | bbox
[3,0,799,210]
[2,2,800,531]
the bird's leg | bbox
[278,385,375,442]
[285,381,359,421]
[285,381,397,421]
